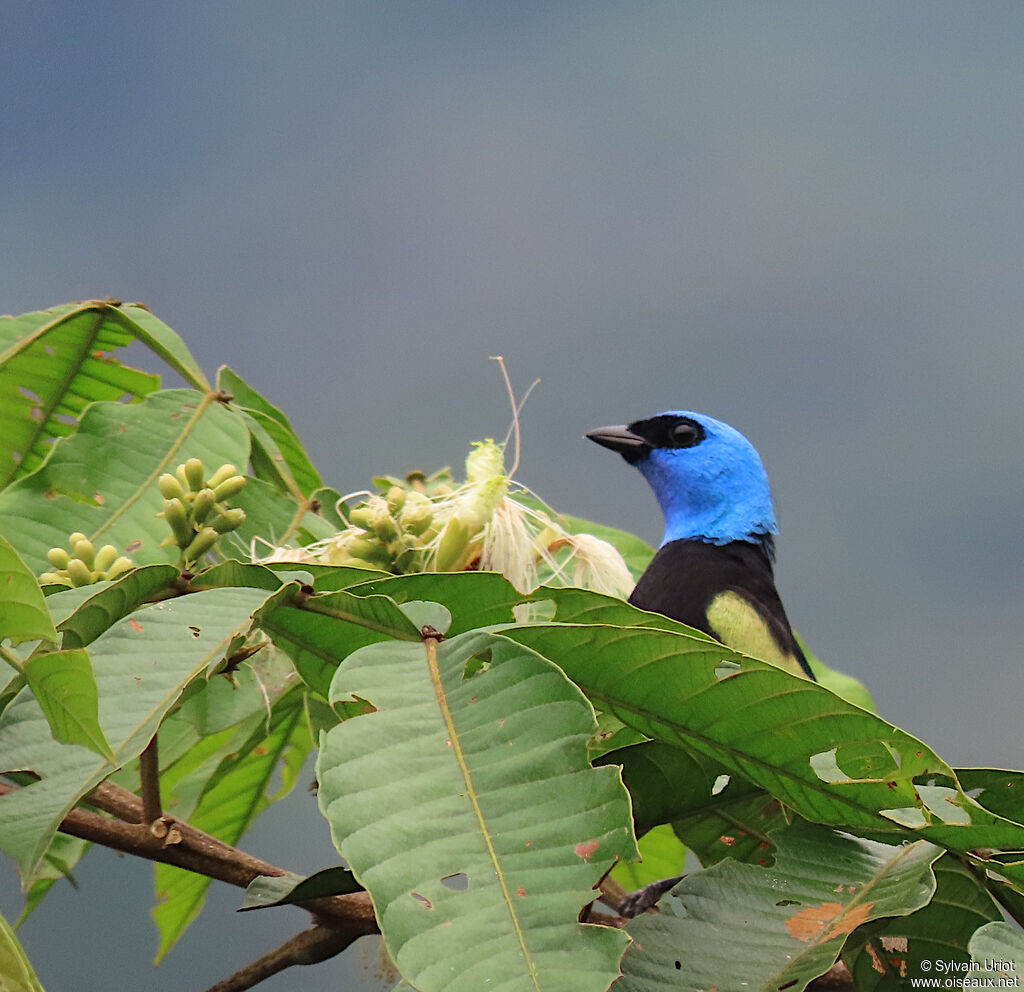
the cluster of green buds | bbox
[158,458,248,566]
[323,442,508,573]
[39,534,135,587]
[261,438,634,598]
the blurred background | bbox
[3,2,1024,989]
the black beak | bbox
[585,424,651,464]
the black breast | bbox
[629,538,812,677]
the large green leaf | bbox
[845,854,1001,989]
[504,623,1024,877]
[152,688,311,960]
[0,535,58,645]
[56,564,180,650]
[217,366,322,497]
[256,586,422,697]
[602,741,787,865]
[969,921,1024,980]
[345,571,526,633]
[23,649,113,760]
[316,628,636,992]
[0,908,46,992]
[0,586,273,876]
[0,302,210,485]
[0,389,250,574]
[615,822,941,992]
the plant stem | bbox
[139,735,162,822]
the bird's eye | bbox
[670,422,703,448]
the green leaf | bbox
[15,833,90,926]
[602,741,787,865]
[0,302,161,485]
[0,908,46,992]
[535,585,718,639]
[24,649,114,760]
[615,822,941,992]
[57,564,180,650]
[0,535,58,645]
[0,389,250,574]
[255,587,422,697]
[316,628,636,992]
[346,571,526,634]
[969,921,1024,979]
[846,854,1001,989]
[217,366,322,497]
[0,587,274,877]
[187,560,284,592]
[504,623,1024,875]
[239,866,363,911]
[152,688,311,959]
[610,823,687,892]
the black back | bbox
[629,538,814,678]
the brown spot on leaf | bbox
[94,493,105,506]
[188,626,201,637]
[516,887,526,897]
[126,539,142,553]
[785,901,875,943]
[574,840,599,862]
[720,835,736,846]
[129,618,143,633]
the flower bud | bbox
[209,507,246,534]
[206,463,238,489]
[184,526,219,562]
[212,475,247,501]
[158,473,186,501]
[72,539,95,569]
[184,458,206,492]
[162,497,194,547]
[191,488,217,524]
[47,547,71,569]
[106,557,135,579]
[94,545,119,573]
[386,486,406,514]
[66,558,94,587]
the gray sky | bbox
[3,3,1024,989]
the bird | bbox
[586,410,814,680]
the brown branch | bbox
[202,925,358,992]
[138,735,162,823]
[0,780,377,933]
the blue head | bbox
[586,410,777,547]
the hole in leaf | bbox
[514,598,555,623]
[714,659,742,680]
[711,774,730,796]
[18,386,42,404]
[879,806,929,829]
[776,899,800,906]
[410,892,433,909]
[463,649,492,681]
[440,873,468,891]
[674,961,682,970]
